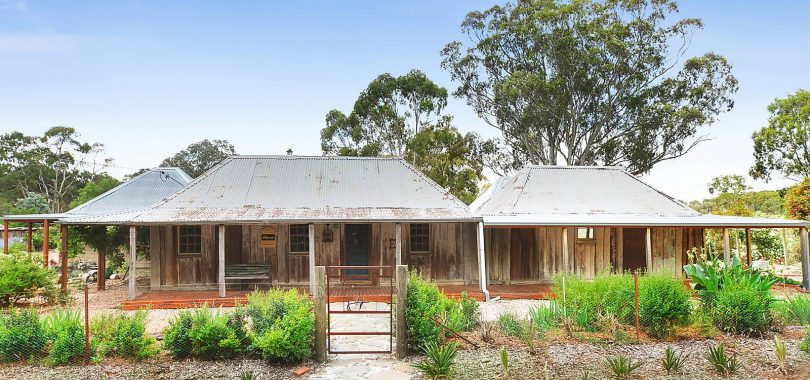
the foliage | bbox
[0,308,47,362]
[800,327,810,353]
[91,311,158,361]
[690,189,785,218]
[239,371,258,380]
[553,273,635,330]
[500,348,509,377]
[750,89,810,181]
[441,0,737,175]
[405,272,478,351]
[683,256,778,308]
[162,304,241,360]
[246,289,314,363]
[773,295,810,326]
[605,354,641,380]
[661,346,686,374]
[773,335,787,375]
[637,274,692,338]
[706,343,738,376]
[497,313,528,338]
[709,279,773,335]
[785,178,810,220]
[412,341,458,380]
[42,309,87,366]
[0,127,111,212]
[529,302,560,332]
[0,250,58,306]
[12,192,50,214]
[161,139,235,178]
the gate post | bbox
[396,264,408,359]
[313,266,327,362]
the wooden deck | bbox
[121,284,552,310]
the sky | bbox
[0,0,808,203]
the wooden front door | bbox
[344,224,371,276]
[510,228,538,282]
[623,228,646,272]
[225,225,243,264]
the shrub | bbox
[709,279,773,335]
[163,304,240,360]
[0,250,58,306]
[637,274,692,338]
[605,354,641,380]
[0,308,47,362]
[661,346,686,374]
[412,341,457,380]
[684,256,778,308]
[554,273,634,331]
[529,302,560,332]
[91,310,157,361]
[42,309,87,366]
[774,295,810,325]
[800,327,810,353]
[406,272,443,350]
[706,343,738,376]
[444,292,478,332]
[247,289,314,363]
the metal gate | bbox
[326,265,394,354]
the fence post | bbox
[313,266,327,362]
[396,264,408,359]
[84,284,90,365]
[633,270,640,341]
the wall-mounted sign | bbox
[322,227,334,243]
[260,225,277,249]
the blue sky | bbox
[0,0,808,201]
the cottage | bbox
[63,156,487,300]
[471,166,810,288]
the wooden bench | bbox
[225,264,271,281]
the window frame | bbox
[409,223,431,253]
[576,227,595,242]
[177,225,203,255]
[288,224,310,254]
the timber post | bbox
[722,228,730,265]
[395,223,402,266]
[396,264,408,359]
[43,219,49,268]
[562,227,570,273]
[2,219,8,254]
[128,226,136,300]
[645,228,652,273]
[27,223,32,254]
[97,237,106,291]
[308,223,316,295]
[801,227,810,291]
[60,225,68,292]
[313,266,327,363]
[218,225,226,298]
[745,228,752,267]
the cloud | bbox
[1,0,27,11]
[0,33,77,54]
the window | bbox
[409,223,430,253]
[577,227,594,240]
[178,226,202,254]
[289,224,309,253]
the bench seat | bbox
[225,264,271,280]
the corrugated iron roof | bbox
[2,168,191,222]
[65,156,478,224]
[473,166,810,227]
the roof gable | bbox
[67,168,191,216]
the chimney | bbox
[286,148,293,156]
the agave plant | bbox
[706,343,738,376]
[661,346,686,374]
[412,342,458,380]
[605,354,641,380]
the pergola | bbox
[2,213,71,291]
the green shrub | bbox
[0,307,47,362]
[709,279,773,335]
[800,327,810,353]
[497,312,528,338]
[773,295,810,325]
[247,289,314,363]
[554,273,634,331]
[684,256,778,308]
[444,292,478,332]
[92,310,158,361]
[43,309,87,366]
[529,302,560,332]
[0,250,58,306]
[412,341,458,380]
[406,272,448,350]
[162,304,240,360]
[637,274,692,338]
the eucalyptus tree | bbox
[441,0,738,174]
[750,89,810,181]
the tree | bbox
[785,178,810,220]
[441,0,738,175]
[707,175,750,196]
[12,192,49,215]
[406,118,487,204]
[160,139,235,178]
[750,89,810,181]
[69,174,122,209]
[0,127,109,212]
[321,70,448,157]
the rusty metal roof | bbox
[65,156,477,224]
[473,166,810,227]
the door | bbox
[510,228,538,282]
[623,228,647,272]
[344,224,371,277]
[225,225,243,264]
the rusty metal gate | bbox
[326,265,394,354]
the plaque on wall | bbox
[260,225,277,248]
[322,226,334,242]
